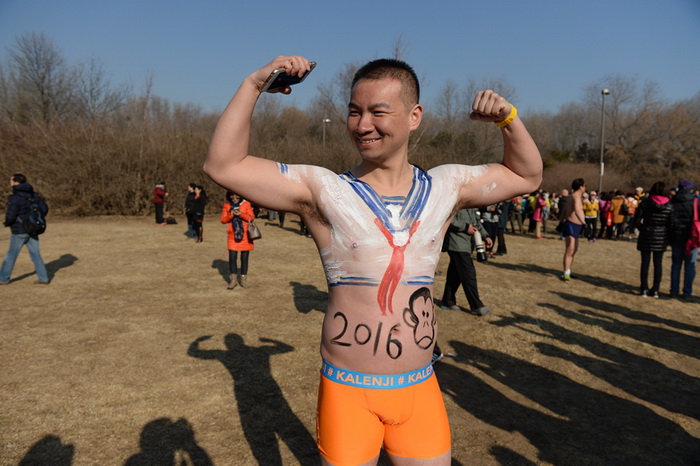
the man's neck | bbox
[351,160,415,197]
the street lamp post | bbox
[322,118,331,149]
[598,89,610,194]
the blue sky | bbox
[1,0,699,116]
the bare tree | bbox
[1,35,698,215]
[75,57,128,125]
[434,80,461,132]
[391,34,410,61]
[6,33,78,124]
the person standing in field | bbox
[220,191,255,289]
[634,181,671,298]
[204,55,542,465]
[153,181,169,225]
[583,190,599,242]
[184,183,197,238]
[560,178,586,282]
[480,203,500,256]
[610,190,627,239]
[669,180,699,299]
[532,191,547,239]
[192,185,207,243]
[509,195,524,234]
[494,199,509,254]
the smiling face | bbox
[346,78,423,163]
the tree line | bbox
[1,33,699,216]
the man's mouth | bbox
[357,137,380,145]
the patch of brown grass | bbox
[1,216,698,465]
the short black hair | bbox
[12,174,26,184]
[571,178,585,191]
[351,58,420,105]
[648,181,666,196]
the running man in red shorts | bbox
[205,55,542,465]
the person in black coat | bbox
[634,181,672,298]
[184,183,197,238]
[0,174,50,284]
[191,185,208,243]
[669,180,699,299]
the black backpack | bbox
[23,194,47,236]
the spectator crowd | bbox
[479,180,700,300]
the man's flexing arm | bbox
[459,90,542,208]
[204,56,315,213]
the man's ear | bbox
[409,104,423,131]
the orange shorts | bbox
[316,369,451,465]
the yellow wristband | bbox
[495,105,518,128]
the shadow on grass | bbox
[19,435,74,465]
[290,281,328,314]
[550,294,700,360]
[12,253,78,283]
[495,309,700,421]
[490,446,536,465]
[124,417,212,466]
[211,259,229,283]
[553,290,700,334]
[437,341,700,465]
[485,261,638,294]
[188,334,318,465]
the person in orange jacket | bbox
[220,191,255,289]
[610,190,627,239]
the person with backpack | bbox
[0,174,50,285]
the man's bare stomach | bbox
[320,284,438,374]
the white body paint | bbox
[282,164,487,287]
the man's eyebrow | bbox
[347,101,392,110]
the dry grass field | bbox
[1,215,698,465]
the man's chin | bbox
[357,148,381,160]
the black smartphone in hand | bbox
[261,61,316,92]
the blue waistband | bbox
[321,359,434,389]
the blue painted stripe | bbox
[340,276,377,282]
[329,282,378,287]
[406,279,435,285]
[340,166,432,235]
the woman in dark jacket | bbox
[634,181,672,297]
[191,185,208,243]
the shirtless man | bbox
[560,178,586,282]
[205,55,542,465]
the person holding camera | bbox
[440,208,493,317]
[205,55,541,465]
